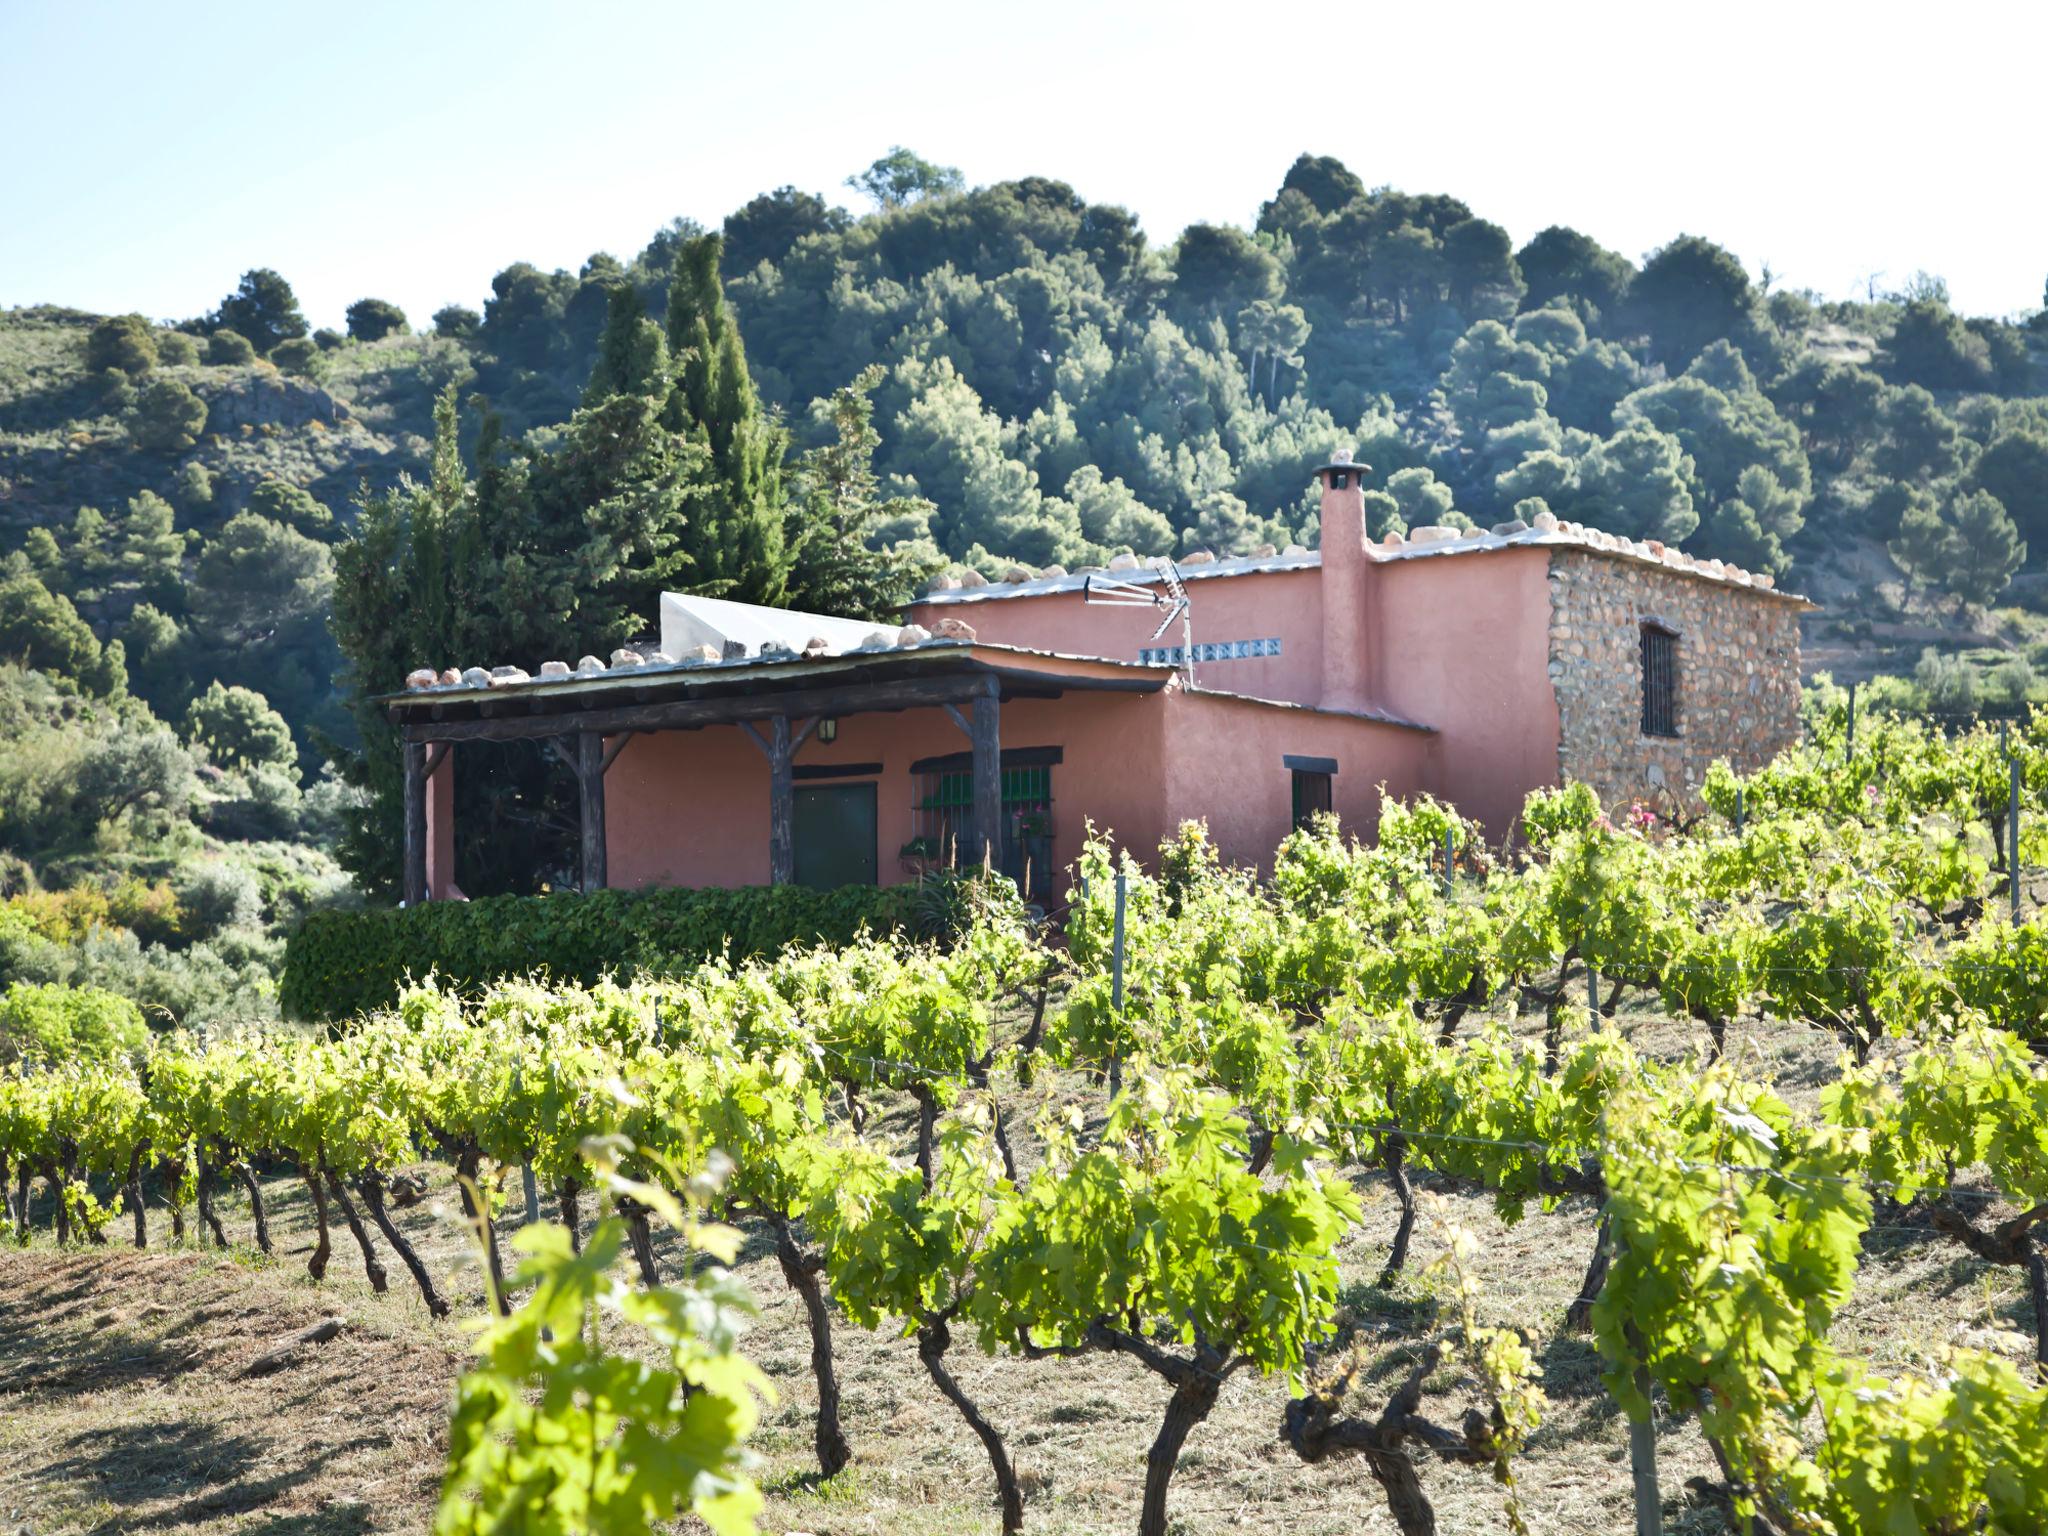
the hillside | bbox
[3,149,2048,915]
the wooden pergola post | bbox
[401,738,428,906]
[969,675,1001,872]
[767,715,794,886]
[576,732,607,893]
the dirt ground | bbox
[0,1007,2034,1536]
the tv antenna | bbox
[1083,558,1195,683]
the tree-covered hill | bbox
[4,147,2048,896]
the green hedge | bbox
[280,882,928,1024]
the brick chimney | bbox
[1315,448,1371,710]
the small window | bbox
[1292,770,1333,829]
[1640,623,1678,738]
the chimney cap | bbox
[1313,447,1372,481]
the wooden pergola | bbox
[382,643,1171,904]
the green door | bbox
[793,783,878,890]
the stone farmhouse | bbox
[385,454,1812,902]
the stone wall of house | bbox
[1547,549,1804,812]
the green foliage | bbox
[205,328,256,366]
[0,560,126,696]
[437,1216,767,1536]
[665,233,791,604]
[154,330,199,367]
[190,512,332,648]
[1626,234,1755,370]
[277,880,926,1022]
[784,365,938,617]
[431,303,481,340]
[86,313,158,376]
[173,459,214,508]
[269,336,323,377]
[184,680,296,774]
[583,284,670,405]
[345,297,409,342]
[246,477,332,535]
[127,376,207,452]
[845,146,962,210]
[214,267,307,354]
[1891,487,2024,609]
[0,980,147,1065]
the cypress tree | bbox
[662,234,793,604]
[584,285,670,405]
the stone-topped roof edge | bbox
[385,636,1177,704]
[916,517,1816,610]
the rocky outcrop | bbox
[202,370,348,434]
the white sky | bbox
[3,0,2043,330]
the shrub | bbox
[280,881,934,1023]
[312,327,346,351]
[200,764,304,842]
[86,313,159,375]
[1913,647,1979,714]
[0,981,148,1065]
[128,377,208,451]
[345,297,409,342]
[107,877,183,947]
[432,304,481,341]
[177,860,263,939]
[271,336,323,376]
[206,329,257,366]
[174,459,214,507]
[156,330,200,367]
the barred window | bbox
[1640,623,1679,738]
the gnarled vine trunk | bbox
[560,1178,582,1254]
[918,1316,1023,1533]
[1138,1371,1222,1536]
[303,1169,331,1281]
[769,1211,850,1477]
[616,1193,660,1287]
[234,1159,272,1254]
[1378,1134,1416,1287]
[125,1147,146,1248]
[358,1172,450,1317]
[323,1168,387,1293]
[194,1148,228,1248]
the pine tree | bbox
[784,365,938,617]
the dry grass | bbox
[0,1002,2035,1535]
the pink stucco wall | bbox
[599,684,1434,892]
[1161,690,1431,871]
[1363,546,1561,841]
[425,748,458,900]
[909,568,1324,706]
[907,543,1559,843]
[605,691,1174,894]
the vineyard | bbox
[5,700,2048,1535]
